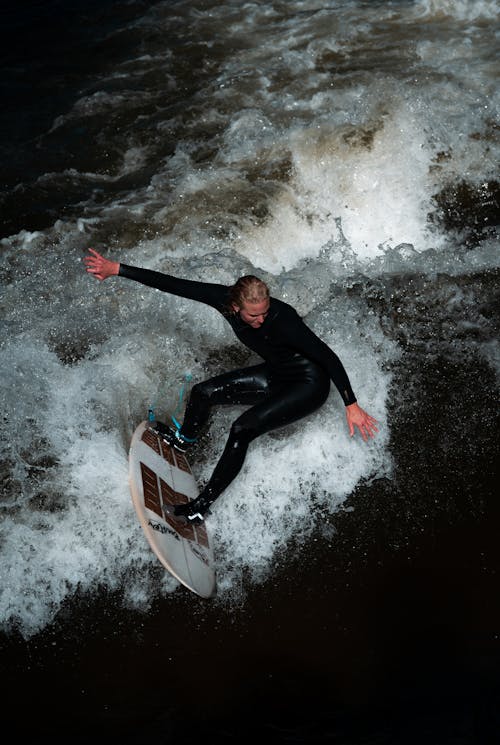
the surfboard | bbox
[128,420,216,598]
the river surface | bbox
[1,1,499,742]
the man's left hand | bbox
[346,402,379,442]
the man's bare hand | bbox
[346,402,379,442]
[84,248,120,281]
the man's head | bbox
[229,275,270,328]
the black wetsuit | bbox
[119,264,357,514]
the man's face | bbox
[234,298,270,328]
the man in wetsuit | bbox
[84,248,378,524]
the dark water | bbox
[1,1,499,743]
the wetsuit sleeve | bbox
[283,310,357,406]
[118,263,227,311]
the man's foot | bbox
[150,421,194,453]
[164,501,210,526]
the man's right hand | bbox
[84,248,120,281]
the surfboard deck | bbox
[128,420,216,598]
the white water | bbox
[1,0,498,637]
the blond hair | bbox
[228,275,269,311]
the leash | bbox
[148,372,196,442]
[171,372,192,432]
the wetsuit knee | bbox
[190,381,210,402]
[229,415,259,446]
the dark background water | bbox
[1,0,154,237]
[1,2,499,743]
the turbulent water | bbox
[1,1,499,741]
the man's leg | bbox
[153,364,271,452]
[178,364,271,441]
[176,372,330,521]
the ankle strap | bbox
[171,415,197,443]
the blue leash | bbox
[148,373,196,442]
[171,373,196,442]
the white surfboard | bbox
[128,420,216,598]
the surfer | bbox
[84,248,378,524]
